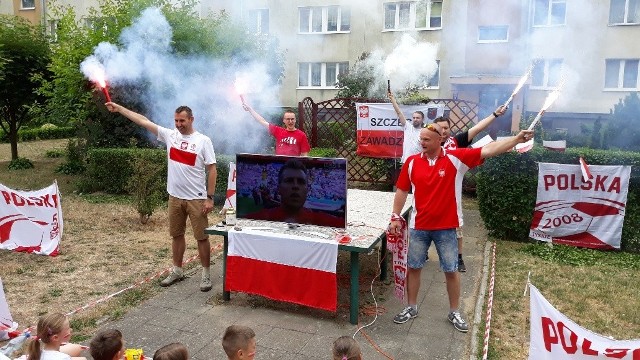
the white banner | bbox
[529,163,630,249]
[0,182,63,256]
[529,284,640,359]
[0,278,17,334]
[355,103,445,158]
[222,162,236,210]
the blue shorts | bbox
[407,229,458,272]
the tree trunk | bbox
[9,119,18,161]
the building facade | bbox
[7,0,640,134]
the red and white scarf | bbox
[386,214,409,302]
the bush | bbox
[126,152,166,224]
[309,147,339,158]
[7,157,34,170]
[0,126,75,142]
[56,138,87,175]
[476,147,640,252]
[45,149,66,158]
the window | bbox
[533,0,566,26]
[419,60,440,88]
[247,9,269,34]
[384,1,442,30]
[531,59,563,88]
[298,62,349,88]
[47,20,59,42]
[478,26,509,42]
[609,0,640,24]
[605,59,639,89]
[21,0,35,9]
[299,6,350,33]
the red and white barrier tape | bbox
[7,243,224,337]
[482,241,497,360]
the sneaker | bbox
[393,306,418,324]
[200,275,212,292]
[160,270,184,287]
[448,311,469,332]
[458,258,467,273]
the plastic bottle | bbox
[1,332,29,358]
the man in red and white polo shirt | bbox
[388,122,532,332]
[106,102,217,292]
[435,105,506,272]
[242,101,310,156]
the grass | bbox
[486,240,640,359]
[0,139,224,344]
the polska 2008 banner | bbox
[529,163,631,250]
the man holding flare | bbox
[389,122,533,331]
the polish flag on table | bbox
[226,229,338,311]
[542,140,566,152]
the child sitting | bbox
[152,343,188,360]
[88,329,124,360]
[332,336,362,360]
[26,313,86,360]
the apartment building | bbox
[9,0,640,134]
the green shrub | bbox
[56,139,87,175]
[309,147,339,158]
[0,126,75,142]
[45,149,66,158]
[8,157,34,170]
[214,155,233,196]
[78,148,167,194]
[126,152,166,223]
[476,147,640,252]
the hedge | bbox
[0,126,75,142]
[476,147,640,252]
[78,148,233,198]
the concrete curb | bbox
[469,241,492,360]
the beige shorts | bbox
[168,196,209,241]
[456,227,463,239]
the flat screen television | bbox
[235,153,347,228]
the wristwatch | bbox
[206,194,214,200]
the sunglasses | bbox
[423,123,443,136]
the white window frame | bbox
[531,59,563,89]
[47,20,59,42]
[609,0,640,25]
[298,62,349,89]
[532,0,566,27]
[246,9,269,35]
[21,0,35,9]
[298,6,350,34]
[383,1,443,31]
[419,60,440,89]
[604,59,640,90]
[477,25,509,43]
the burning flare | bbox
[234,74,250,104]
[503,68,532,108]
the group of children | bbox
[17,313,364,359]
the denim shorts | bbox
[407,228,458,272]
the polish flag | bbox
[226,229,338,311]
[542,140,566,152]
[515,139,534,153]
[0,278,18,335]
[579,157,593,181]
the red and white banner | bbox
[0,278,17,334]
[355,102,445,158]
[529,163,630,250]
[0,182,63,256]
[226,229,338,311]
[386,214,408,301]
[529,284,640,359]
[222,162,236,210]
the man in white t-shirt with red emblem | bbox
[434,106,506,272]
[242,101,310,156]
[388,121,533,332]
[106,102,217,292]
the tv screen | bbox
[235,154,347,228]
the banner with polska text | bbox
[0,182,63,256]
[355,103,445,158]
[529,163,630,250]
[529,284,640,359]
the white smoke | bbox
[80,7,278,154]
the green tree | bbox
[336,52,379,99]
[37,0,284,150]
[605,92,640,151]
[0,15,51,160]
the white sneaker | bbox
[200,275,212,292]
[160,270,184,287]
